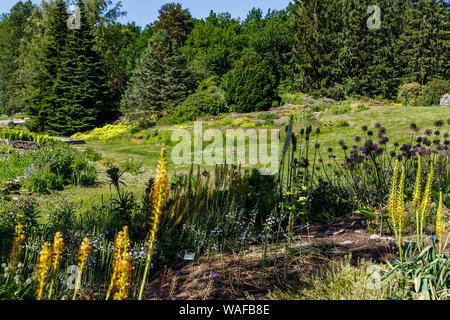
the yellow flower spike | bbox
[396,166,406,256]
[73,237,91,300]
[388,161,405,258]
[8,214,26,275]
[435,192,444,253]
[413,155,422,207]
[388,160,399,231]
[36,242,52,300]
[48,232,64,300]
[107,226,132,300]
[420,163,434,245]
[139,148,169,300]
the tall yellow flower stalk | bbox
[107,226,132,300]
[48,232,64,300]
[388,160,406,257]
[139,148,169,300]
[412,155,422,206]
[417,162,434,248]
[8,214,26,275]
[36,242,52,300]
[73,237,91,300]
[435,192,444,254]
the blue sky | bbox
[1,0,293,27]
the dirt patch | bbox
[143,218,449,300]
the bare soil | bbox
[144,218,449,300]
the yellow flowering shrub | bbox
[71,123,135,142]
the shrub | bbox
[121,158,143,175]
[326,84,346,101]
[82,147,102,162]
[223,51,280,113]
[71,123,135,142]
[45,199,77,236]
[232,117,251,127]
[331,104,351,115]
[0,128,60,146]
[420,79,450,106]
[0,196,40,237]
[164,92,227,124]
[336,119,350,128]
[397,82,422,106]
[241,122,258,128]
[356,104,370,112]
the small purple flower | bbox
[437,144,443,151]
[173,271,180,277]
[210,272,217,280]
[366,167,372,175]
[360,146,367,154]
[374,123,382,129]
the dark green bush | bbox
[164,92,227,124]
[223,51,280,113]
[327,84,346,101]
[420,79,450,106]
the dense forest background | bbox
[0,0,448,135]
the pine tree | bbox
[291,0,343,92]
[154,3,194,46]
[120,30,193,122]
[400,0,450,85]
[26,0,68,133]
[50,0,108,135]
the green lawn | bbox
[35,105,449,215]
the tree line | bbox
[0,0,448,135]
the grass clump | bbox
[272,255,404,300]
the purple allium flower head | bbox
[437,144,444,151]
[210,272,217,280]
[374,123,382,129]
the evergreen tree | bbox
[400,0,450,85]
[120,30,193,122]
[49,0,108,135]
[154,3,194,46]
[223,51,279,113]
[26,0,68,133]
[291,0,343,92]
[0,1,34,115]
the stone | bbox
[370,234,380,240]
[440,93,450,107]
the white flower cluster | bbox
[440,93,450,107]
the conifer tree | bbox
[400,0,450,85]
[154,3,194,46]
[291,0,343,92]
[50,0,108,135]
[26,0,68,133]
[223,51,279,113]
[120,30,193,122]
